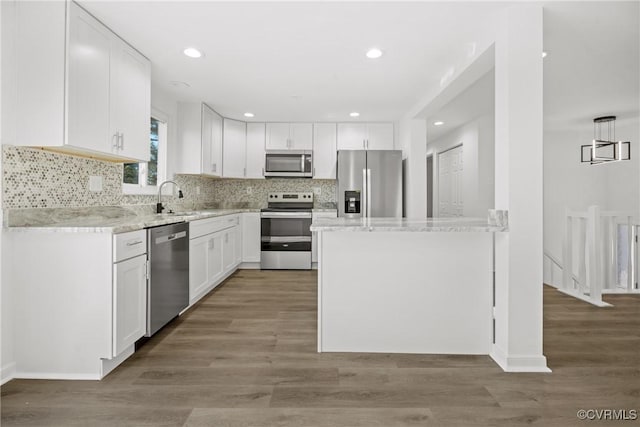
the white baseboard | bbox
[557,288,613,307]
[238,262,260,269]
[490,345,551,373]
[1,362,16,385]
[101,345,135,379]
[13,372,100,380]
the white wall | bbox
[543,120,640,280]
[150,83,180,181]
[427,114,495,218]
[399,118,427,219]
[1,0,16,385]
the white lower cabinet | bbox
[113,254,147,357]
[241,212,261,263]
[8,229,148,380]
[188,214,241,306]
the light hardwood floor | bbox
[2,270,639,426]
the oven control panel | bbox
[267,192,314,202]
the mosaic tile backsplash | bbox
[2,146,336,210]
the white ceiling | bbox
[80,1,638,129]
[80,1,508,122]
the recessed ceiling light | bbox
[183,47,203,58]
[366,48,383,59]
[169,80,191,88]
[244,112,255,118]
[542,51,548,58]
[433,121,444,126]
[350,112,360,117]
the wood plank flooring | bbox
[2,270,640,426]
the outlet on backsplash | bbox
[88,176,103,192]
[246,187,252,194]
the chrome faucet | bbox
[157,180,184,213]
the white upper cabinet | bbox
[245,123,266,179]
[337,123,394,150]
[223,119,247,178]
[313,123,337,179]
[109,36,151,161]
[266,123,313,150]
[67,2,112,155]
[365,123,395,150]
[12,1,151,162]
[176,103,222,177]
[202,104,223,176]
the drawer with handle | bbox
[190,214,240,239]
[113,229,147,262]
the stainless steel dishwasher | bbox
[145,222,189,337]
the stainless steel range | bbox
[260,192,313,270]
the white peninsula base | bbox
[314,218,503,356]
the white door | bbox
[366,123,394,150]
[245,123,266,178]
[241,213,261,263]
[113,254,147,357]
[110,37,151,162]
[67,2,112,154]
[438,145,463,217]
[337,123,367,150]
[313,123,337,178]
[222,228,236,273]
[290,123,313,150]
[208,233,224,286]
[189,235,210,304]
[202,104,222,176]
[222,119,247,178]
[266,123,291,150]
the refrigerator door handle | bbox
[362,168,368,218]
[367,168,372,217]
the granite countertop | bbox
[310,217,508,232]
[312,203,338,213]
[4,207,260,234]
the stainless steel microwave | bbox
[264,150,312,178]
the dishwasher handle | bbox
[154,230,187,245]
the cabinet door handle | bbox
[119,133,124,150]
[212,163,216,173]
[126,240,143,246]
[112,133,120,150]
[243,167,246,177]
[363,139,366,149]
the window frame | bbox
[122,107,169,195]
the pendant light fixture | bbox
[581,116,631,165]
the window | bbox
[123,110,168,194]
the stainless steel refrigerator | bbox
[337,150,403,218]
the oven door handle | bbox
[261,212,312,219]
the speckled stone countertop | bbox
[312,202,337,213]
[4,205,260,234]
[310,217,508,232]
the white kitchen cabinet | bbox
[266,123,313,150]
[7,228,148,379]
[312,211,338,263]
[313,123,337,179]
[245,123,266,178]
[337,123,394,150]
[189,214,241,306]
[241,213,261,263]
[12,1,150,162]
[223,119,247,178]
[109,36,151,161]
[222,227,237,272]
[176,103,223,176]
[113,254,147,357]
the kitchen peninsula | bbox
[311,217,507,358]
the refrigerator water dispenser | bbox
[344,191,361,214]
